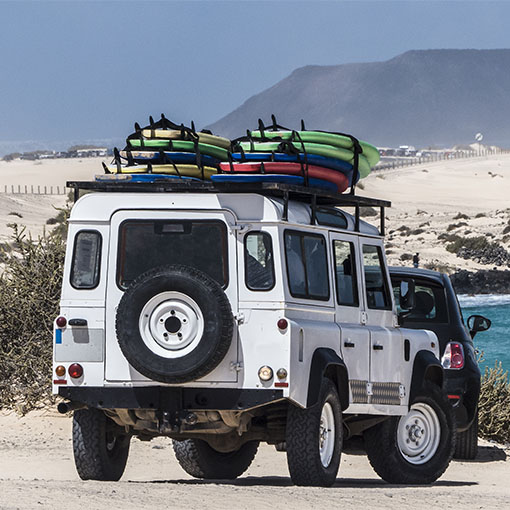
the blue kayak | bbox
[211,173,338,192]
[230,152,357,184]
[120,150,221,168]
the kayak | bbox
[140,129,231,149]
[127,139,229,161]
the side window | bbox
[284,231,329,300]
[245,232,275,291]
[393,280,448,323]
[71,231,102,289]
[333,240,359,306]
[362,244,391,310]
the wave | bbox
[458,294,510,308]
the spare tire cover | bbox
[116,265,233,384]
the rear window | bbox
[117,220,228,289]
[71,230,102,289]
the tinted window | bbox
[315,207,348,229]
[71,231,102,289]
[333,240,358,306]
[117,220,228,289]
[393,280,448,323]
[245,232,275,291]
[285,231,329,300]
[362,244,391,310]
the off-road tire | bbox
[454,409,478,460]
[116,265,233,384]
[73,408,131,481]
[364,382,455,484]
[172,439,259,479]
[286,378,342,487]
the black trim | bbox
[409,350,444,405]
[58,386,284,412]
[116,219,229,291]
[284,229,330,301]
[307,348,349,410]
[70,230,102,290]
[244,231,276,292]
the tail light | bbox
[441,342,465,370]
[68,363,83,379]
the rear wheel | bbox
[73,408,131,481]
[364,382,455,484]
[454,409,478,460]
[286,378,342,487]
[172,439,259,479]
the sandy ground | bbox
[0,409,509,510]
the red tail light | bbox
[68,363,83,379]
[441,342,465,370]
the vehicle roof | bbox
[389,266,447,285]
[69,192,380,236]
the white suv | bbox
[54,179,454,486]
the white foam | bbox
[458,294,510,308]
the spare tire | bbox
[116,265,233,384]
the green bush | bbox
[479,363,510,444]
[0,224,66,412]
[446,235,490,253]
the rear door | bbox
[105,209,239,383]
[329,232,371,405]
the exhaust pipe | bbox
[57,401,86,414]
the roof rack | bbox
[66,179,391,235]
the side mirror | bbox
[399,279,416,311]
[467,314,491,339]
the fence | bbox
[375,148,510,172]
[0,185,68,195]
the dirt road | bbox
[0,410,509,510]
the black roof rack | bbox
[66,179,391,235]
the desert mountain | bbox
[207,49,510,147]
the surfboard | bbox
[236,141,371,178]
[96,174,201,183]
[248,130,380,168]
[219,162,349,193]
[120,150,221,167]
[127,139,229,161]
[105,164,217,179]
[140,129,231,150]
[211,173,338,192]
[230,152,356,184]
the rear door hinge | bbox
[235,312,245,324]
[360,311,368,325]
[230,362,243,372]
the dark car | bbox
[389,267,491,459]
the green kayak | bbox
[249,130,380,168]
[128,139,229,161]
[238,141,372,178]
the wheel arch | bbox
[409,349,444,405]
[306,348,349,410]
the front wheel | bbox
[364,382,455,484]
[286,378,343,487]
[73,408,131,481]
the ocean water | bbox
[458,294,510,375]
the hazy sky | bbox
[1,0,510,149]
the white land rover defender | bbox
[54,179,455,487]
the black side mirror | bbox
[399,279,416,310]
[467,314,491,338]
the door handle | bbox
[344,341,355,348]
[69,318,88,327]
[373,344,384,351]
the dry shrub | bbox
[478,362,510,444]
[0,224,66,412]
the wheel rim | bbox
[139,291,204,359]
[397,402,441,465]
[319,402,336,467]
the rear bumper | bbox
[58,386,284,412]
[444,370,480,431]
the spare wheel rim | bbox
[139,291,205,359]
[397,402,441,465]
[319,401,336,467]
